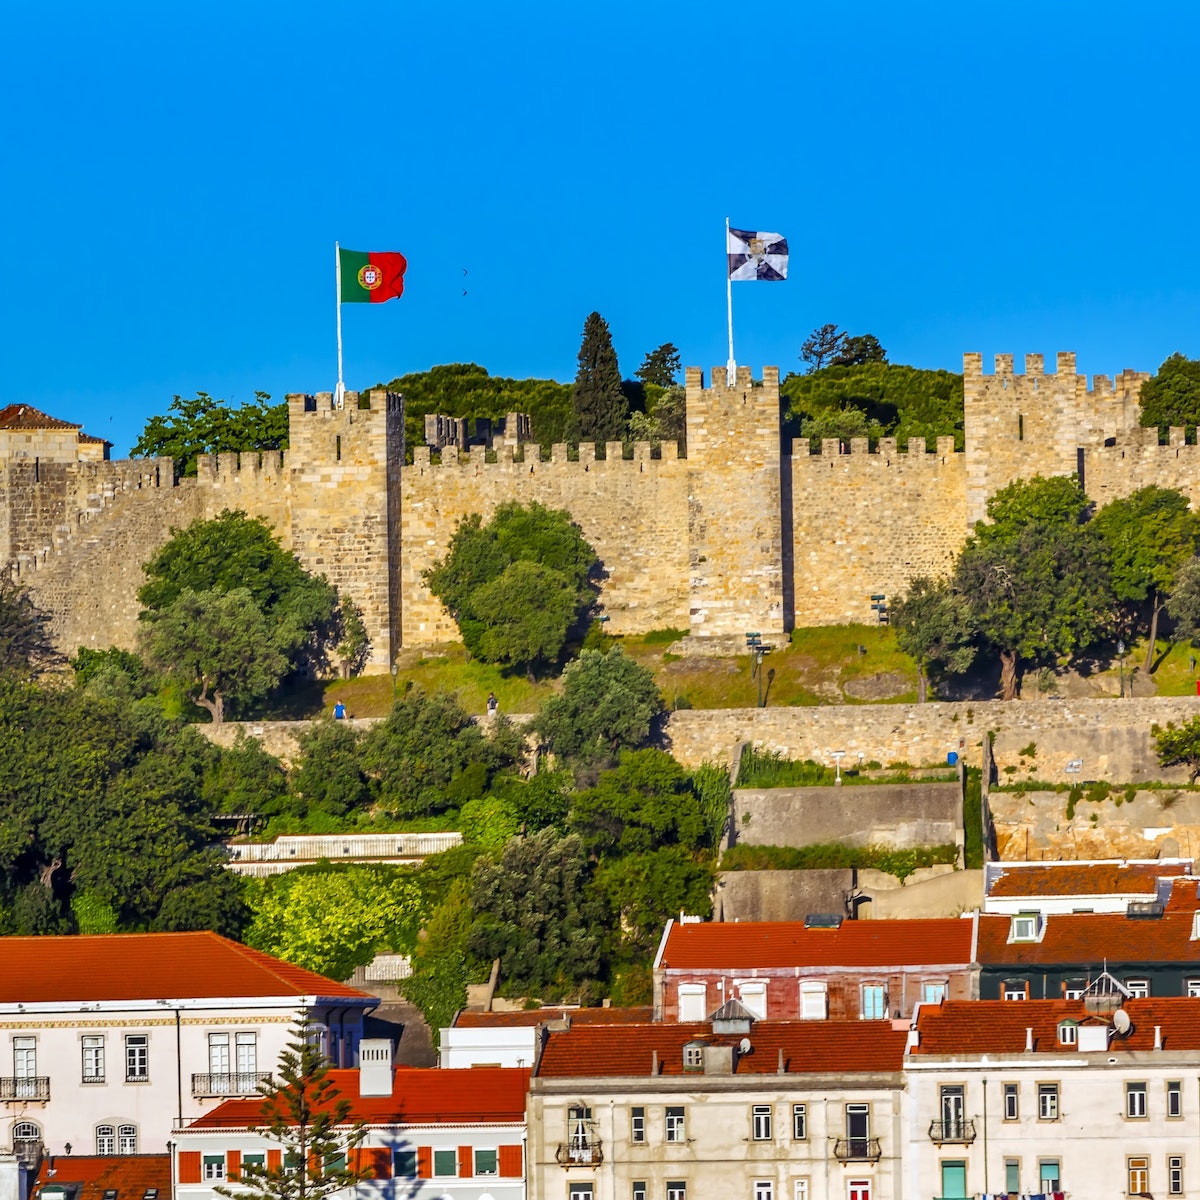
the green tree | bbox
[954,476,1113,699]
[401,878,480,1043]
[216,1019,367,1200]
[1152,716,1200,783]
[635,343,682,388]
[334,598,368,679]
[244,867,421,980]
[1138,353,1200,431]
[890,576,977,701]
[133,391,287,478]
[468,829,607,996]
[423,502,597,676]
[569,312,627,444]
[1168,558,1200,643]
[798,407,885,445]
[287,721,369,819]
[459,795,522,853]
[202,730,290,816]
[831,334,888,367]
[1093,485,1200,670]
[799,323,846,371]
[0,580,60,676]
[593,847,713,953]
[535,647,663,772]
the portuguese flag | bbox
[339,248,407,303]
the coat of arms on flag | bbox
[727,227,788,281]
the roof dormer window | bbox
[1191,911,1200,941]
[1058,1020,1078,1045]
[1009,913,1041,942]
[683,1042,705,1071]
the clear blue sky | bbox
[4,1,1199,456]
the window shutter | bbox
[267,1150,282,1171]
[417,1147,432,1179]
[498,1145,523,1177]
[352,1148,390,1179]
[227,1152,241,1181]
[178,1153,202,1184]
[458,1146,472,1176]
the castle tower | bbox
[285,389,404,672]
[682,365,788,647]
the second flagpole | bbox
[725,217,736,381]
[335,241,345,408]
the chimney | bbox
[1025,1027,1034,1052]
[1155,1025,1163,1051]
[651,1050,658,1075]
[358,1038,393,1097]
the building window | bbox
[474,1149,497,1176]
[235,1032,257,1074]
[666,1184,686,1200]
[666,1106,686,1142]
[751,1105,772,1140]
[1124,1081,1147,1118]
[631,1106,646,1143]
[1039,1160,1060,1192]
[1003,1083,1019,1120]
[677,985,706,1022]
[739,981,767,1019]
[568,1186,594,1200]
[861,984,886,1020]
[82,1036,105,1083]
[117,1125,137,1155]
[1037,1083,1058,1121]
[1009,913,1039,941]
[799,982,827,1020]
[568,1105,597,1163]
[393,1151,416,1178]
[433,1149,456,1176]
[1063,979,1086,999]
[753,1184,773,1200]
[1057,1021,1077,1045]
[844,1103,871,1156]
[682,1044,704,1070]
[95,1126,116,1156]
[848,1183,871,1200]
[209,1032,230,1075]
[1002,979,1028,1001]
[1188,978,1200,998]
[1168,1080,1183,1118]
[1004,1160,1020,1193]
[1125,978,1150,998]
[203,1156,225,1181]
[633,1184,646,1200]
[125,1035,148,1082]
[1128,1156,1150,1194]
[922,981,947,1004]
[1170,1155,1184,1195]
[793,1183,809,1200]
[11,1123,40,1155]
[12,1038,36,1095]
[792,1104,807,1140]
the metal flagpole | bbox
[725,217,736,381]
[334,241,345,408]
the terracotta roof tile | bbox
[988,862,1191,898]
[977,911,1200,965]
[0,932,375,1003]
[0,404,81,431]
[32,1155,171,1200]
[913,998,1200,1054]
[183,1067,530,1128]
[535,1020,907,1077]
[455,1006,653,1028]
[659,919,974,969]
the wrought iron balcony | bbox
[191,1072,272,1098]
[0,1077,49,1102]
[833,1137,881,1162]
[928,1117,977,1144]
[555,1140,603,1166]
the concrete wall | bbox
[666,695,1200,780]
[731,782,962,851]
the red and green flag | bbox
[338,248,407,303]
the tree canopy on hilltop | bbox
[1139,353,1200,431]
[132,392,287,477]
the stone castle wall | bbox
[13,351,1200,664]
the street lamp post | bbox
[390,661,399,701]
[1117,639,1125,699]
[832,750,846,786]
[744,632,773,708]
[1065,758,1083,785]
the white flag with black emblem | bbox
[727,227,788,281]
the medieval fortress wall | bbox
[11,352,1200,668]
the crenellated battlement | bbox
[793,435,959,460]
[409,440,683,471]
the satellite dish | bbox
[739,1037,753,1054]
[1113,1008,1132,1034]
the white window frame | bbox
[203,1155,225,1181]
[631,1105,646,1143]
[1168,1080,1183,1118]
[1170,1154,1184,1195]
[1037,1084,1059,1121]
[860,983,886,1020]
[11,1122,40,1150]
[1003,1083,1019,1120]
[751,1105,772,1141]
[95,1125,116,1156]
[1002,980,1028,1001]
[677,984,706,1022]
[799,981,827,1020]
[1039,1160,1061,1191]
[82,1035,105,1083]
[847,1182,871,1200]
[1188,978,1200,998]
[1009,913,1039,941]
[1126,1081,1147,1119]
[208,1032,230,1075]
[737,980,767,1019]
[1063,981,1086,1000]
[1057,1021,1077,1045]
[793,1183,809,1200]
[921,980,947,1004]
[753,1183,773,1200]
[682,1043,704,1069]
[633,1185,647,1200]
[117,1124,137,1155]
[568,1185,594,1200]
[666,1184,687,1200]
[1125,977,1150,998]
[792,1103,807,1140]
[235,1031,257,1074]
[125,1034,148,1082]
[665,1106,686,1143]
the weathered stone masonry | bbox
[11,352,1200,669]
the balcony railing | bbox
[833,1137,881,1162]
[928,1118,977,1144]
[0,1077,50,1102]
[555,1140,603,1166]
[191,1072,272,1098]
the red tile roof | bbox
[913,998,1200,1054]
[0,404,81,431]
[535,1020,907,1077]
[32,1155,171,1200]
[455,1006,653,1028]
[183,1067,530,1128]
[658,918,974,970]
[0,933,374,1003]
[977,912,1200,965]
[988,862,1191,898]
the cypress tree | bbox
[570,312,627,444]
